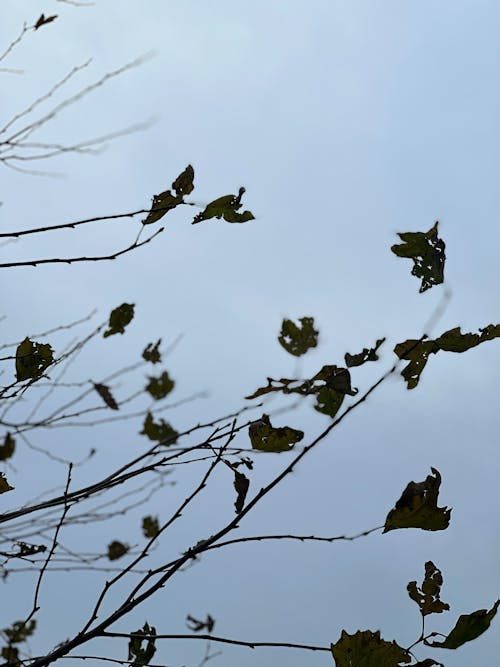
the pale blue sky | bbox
[1,2,499,666]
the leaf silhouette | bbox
[192,187,254,224]
[128,622,157,666]
[330,629,411,666]
[2,620,36,644]
[142,339,162,364]
[407,561,450,616]
[384,468,451,532]
[142,515,160,539]
[0,472,13,494]
[145,371,174,400]
[107,540,129,561]
[345,338,385,368]
[186,614,215,633]
[248,414,303,452]
[15,337,54,381]
[429,600,499,649]
[391,221,445,292]
[93,382,119,410]
[278,317,319,357]
[34,14,57,30]
[140,412,178,444]
[143,165,194,225]
[233,470,250,513]
[0,433,15,461]
[103,303,135,338]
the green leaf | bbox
[142,339,162,364]
[248,414,303,452]
[172,164,195,197]
[407,561,450,617]
[384,468,451,532]
[315,386,345,418]
[330,629,411,666]
[2,620,36,644]
[93,382,119,410]
[145,371,174,400]
[15,337,54,381]
[1,646,19,664]
[391,221,446,293]
[186,614,215,633]
[0,433,15,461]
[192,187,255,224]
[345,338,385,368]
[429,600,499,649]
[395,324,500,389]
[0,472,14,494]
[142,515,160,539]
[107,540,129,561]
[233,470,249,513]
[140,412,178,444]
[278,317,319,357]
[142,165,194,225]
[103,303,135,338]
[128,622,157,666]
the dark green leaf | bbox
[107,540,129,561]
[391,221,445,293]
[407,561,450,616]
[93,382,119,410]
[248,414,303,452]
[315,386,345,418]
[186,614,215,633]
[140,412,178,444]
[384,468,451,532]
[145,371,174,400]
[34,14,57,30]
[192,187,254,224]
[142,339,162,364]
[0,433,15,461]
[233,470,249,513]
[143,190,181,225]
[345,338,385,368]
[330,629,411,666]
[172,164,195,197]
[435,324,500,352]
[278,317,319,357]
[103,303,135,338]
[128,622,157,666]
[3,620,36,644]
[0,472,14,494]
[429,600,499,650]
[142,515,160,539]
[15,337,54,381]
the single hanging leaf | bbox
[186,614,215,633]
[345,338,386,368]
[248,414,303,452]
[391,221,446,293]
[142,339,162,364]
[140,412,178,444]
[172,164,195,197]
[145,371,174,400]
[128,622,157,666]
[192,187,255,224]
[407,561,450,616]
[103,303,135,338]
[93,382,119,410]
[0,433,15,461]
[143,165,194,225]
[15,337,54,381]
[107,540,129,561]
[0,472,14,494]
[233,470,249,513]
[330,629,411,667]
[34,14,57,30]
[142,515,160,539]
[278,317,319,356]
[429,600,499,649]
[384,468,451,532]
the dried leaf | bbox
[145,371,174,400]
[93,382,119,410]
[192,187,254,224]
[142,339,162,364]
[345,338,385,368]
[34,14,57,30]
[186,614,215,633]
[391,221,445,292]
[407,561,450,616]
[128,622,156,666]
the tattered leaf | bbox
[93,382,119,410]
[407,561,450,616]
[34,14,57,30]
[0,472,14,494]
[142,515,160,539]
[278,317,319,357]
[143,166,194,224]
[172,164,195,197]
[249,414,303,452]
[429,600,499,649]
[435,324,500,352]
[391,221,445,293]
[103,303,135,338]
[0,433,15,461]
[384,468,451,532]
[233,470,249,513]
[142,339,162,364]
[3,620,36,644]
[128,622,157,666]
[330,629,411,666]
[145,371,174,400]
[192,187,254,224]
[140,412,178,444]
[345,338,386,368]
[107,540,129,561]
[15,337,54,381]
[186,614,215,633]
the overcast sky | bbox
[1,2,500,666]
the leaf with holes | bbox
[249,414,303,452]
[345,338,385,368]
[278,317,319,356]
[330,629,411,666]
[143,165,194,225]
[407,561,450,616]
[145,371,174,400]
[391,221,446,292]
[128,622,157,666]
[140,412,178,444]
[15,337,54,381]
[192,187,254,224]
[103,303,135,338]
